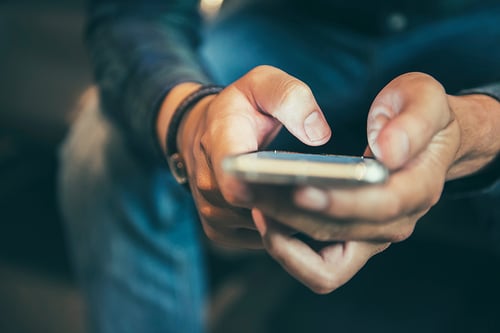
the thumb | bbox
[235,65,332,146]
[367,73,452,170]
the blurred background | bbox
[1,1,500,333]
[0,0,88,332]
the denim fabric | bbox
[59,5,500,333]
[202,4,500,154]
[86,0,500,164]
[86,0,210,164]
[59,89,205,333]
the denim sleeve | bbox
[86,0,211,163]
[460,82,500,103]
[443,82,500,197]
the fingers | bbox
[182,117,261,249]
[290,73,460,225]
[192,181,263,248]
[293,160,443,223]
[203,66,332,205]
[234,65,332,146]
[367,72,454,169]
[253,209,389,294]
[251,185,417,242]
[179,66,333,251]
[202,221,263,249]
[282,73,461,246]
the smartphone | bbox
[222,151,389,187]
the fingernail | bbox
[367,106,391,159]
[295,187,328,211]
[368,130,382,159]
[304,111,330,143]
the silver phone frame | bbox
[222,151,389,186]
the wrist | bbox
[157,83,224,184]
[176,93,216,156]
[156,82,202,155]
[446,93,500,180]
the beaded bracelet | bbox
[166,84,225,185]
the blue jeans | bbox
[59,5,500,333]
[59,89,205,333]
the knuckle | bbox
[245,65,285,86]
[202,224,235,248]
[265,239,283,260]
[418,179,443,211]
[217,178,246,207]
[310,285,335,295]
[309,228,327,242]
[244,66,273,87]
[201,221,221,242]
[310,270,339,294]
[430,190,442,207]
[388,225,414,243]
[198,135,213,165]
[199,133,210,155]
[401,72,441,88]
[279,79,313,104]
[310,228,335,242]
[194,172,212,192]
[370,243,391,257]
[420,194,436,212]
[396,73,446,101]
[264,234,289,262]
[228,193,252,208]
[220,190,239,206]
[193,170,203,191]
[249,64,274,76]
[198,204,218,224]
[429,181,444,207]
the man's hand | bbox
[158,65,332,249]
[253,72,500,293]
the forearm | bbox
[87,0,211,162]
[443,85,500,196]
[446,92,500,184]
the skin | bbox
[157,67,500,294]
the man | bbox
[59,0,500,332]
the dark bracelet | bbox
[166,84,225,184]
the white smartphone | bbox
[222,151,389,187]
